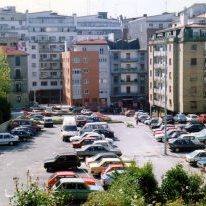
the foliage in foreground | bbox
[84,164,206,206]
[0,96,11,124]
[10,171,71,206]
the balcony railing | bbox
[120,67,138,73]
[120,79,138,84]
[112,92,138,97]
[121,57,138,62]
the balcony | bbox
[121,57,138,62]
[40,75,61,79]
[120,79,138,84]
[39,58,59,62]
[40,67,60,70]
[120,67,138,73]
[14,75,22,80]
[112,92,138,97]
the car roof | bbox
[55,171,76,176]
[59,178,84,183]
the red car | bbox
[101,164,126,175]
[72,137,97,148]
[199,114,206,123]
[47,171,95,188]
[154,127,176,135]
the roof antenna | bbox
[165,0,168,12]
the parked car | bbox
[44,153,81,172]
[125,110,135,117]
[12,126,36,136]
[145,118,159,126]
[162,115,175,124]
[47,171,95,188]
[186,114,199,122]
[72,137,97,148]
[92,140,115,148]
[75,144,122,159]
[75,115,88,127]
[81,109,93,115]
[85,152,119,166]
[43,118,53,128]
[184,123,205,133]
[86,117,102,123]
[70,132,100,142]
[89,157,125,176]
[199,114,206,123]
[186,150,206,166]
[189,129,206,144]
[10,130,31,141]
[0,133,19,145]
[52,178,103,200]
[173,113,187,123]
[168,130,188,140]
[196,160,206,168]
[92,129,115,139]
[101,169,125,188]
[168,139,205,153]
[178,134,200,144]
[155,129,178,142]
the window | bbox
[32,82,37,86]
[169,44,172,52]
[73,57,80,63]
[190,77,197,82]
[84,89,89,94]
[169,72,172,79]
[159,24,163,29]
[32,54,36,59]
[190,101,197,109]
[32,72,37,77]
[169,58,172,65]
[15,83,21,92]
[191,44,197,50]
[126,86,131,93]
[150,70,152,77]
[140,64,144,70]
[191,87,197,96]
[31,45,36,50]
[150,82,152,89]
[169,86,171,93]
[126,53,130,59]
[83,79,89,84]
[140,86,145,93]
[149,46,152,53]
[169,99,172,106]
[150,58,152,65]
[51,81,57,86]
[113,76,118,83]
[126,75,131,82]
[83,69,88,73]
[32,63,36,68]
[191,58,197,65]
[15,69,21,79]
[15,56,20,66]
[149,23,153,27]
[82,47,86,51]
[41,82,47,86]
[113,53,118,60]
[83,57,88,63]
[126,64,131,69]
[100,48,104,54]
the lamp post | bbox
[163,39,167,155]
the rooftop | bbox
[0,46,26,56]
[76,39,108,45]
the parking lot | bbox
[0,115,203,206]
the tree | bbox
[0,49,11,98]
[0,49,11,123]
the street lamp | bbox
[163,39,167,155]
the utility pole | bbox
[163,39,167,155]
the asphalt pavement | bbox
[0,115,202,206]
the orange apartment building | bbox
[62,51,99,109]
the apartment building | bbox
[109,39,147,109]
[62,51,99,109]
[26,10,122,104]
[74,39,111,107]
[1,46,29,109]
[149,24,206,114]
[126,13,178,49]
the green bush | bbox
[10,171,71,206]
[160,164,205,204]
[0,96,10,123]
[52,118,63,124]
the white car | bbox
[0,133,19,145]
[186,114,199,122]
[70,132,101,142]
[188,129,206,144]
[92,140,114,148]
[172,134,200,144]
[185,150,206,166]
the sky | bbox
[0,0,205,18]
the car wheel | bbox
[9,141,14,146]
[175,148,180,153]
[47,167,53,172]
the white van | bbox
[61,116,78,142]
[79,122,109,135]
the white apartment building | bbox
[74,39,111,107]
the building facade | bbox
[74,39,111,108]
[126,13,178,49]
[149,24,206,114]
[1,47,29,109]
[62,51,99,109]
[109,39,148,110]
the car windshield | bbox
[63,125,77,131]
